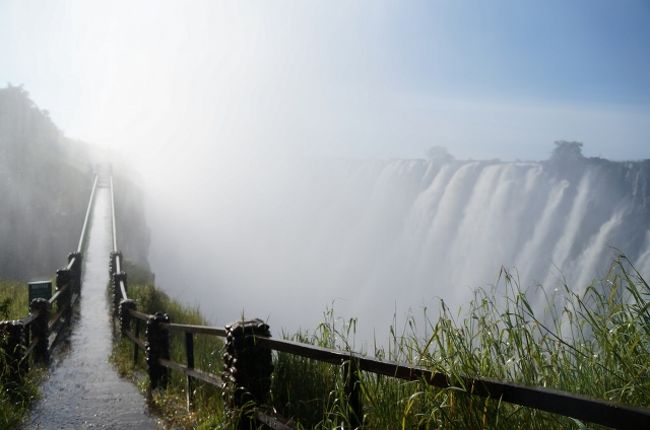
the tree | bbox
[425,146,454,162]
[551,141,584,161]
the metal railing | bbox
[0,175,98,380]
[107,176,650,430]
[109,176,128,304]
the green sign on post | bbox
[28,281,52,303]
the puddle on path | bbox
[25,186,160,429]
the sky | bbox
[2,0,650,338]
[1,0,649,167]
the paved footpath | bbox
[25,186,160,429]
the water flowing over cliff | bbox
[148,150,650,336]
[329,155,650,310]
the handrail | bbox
[128,308,149,321]
[20,311,39,326]
[118,279,127,300]
[158,358,222,386]
[109,176,128,301]
[48,284,67,305]
[161,322,227,337]
[124,328,145,350]
[256,336,650,429]
[110,176,119,256]
[48,305,68,332]
[77,175,98,253]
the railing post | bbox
[344,358,363,429]
[112,272,127,318]
[223,319,273,429]
[56,267,72,324]
[119,299,136,335]
[68,252,83,295]
[0,320,26,387]
[29,298,50,365]
[109,251,121,277]
[185,332,195,411]
[109,251,117,319]
[145,312,170,391]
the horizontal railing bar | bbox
[128,309,150,321]
[158,358,222,386]
[185,367,221,387]
[48,321,66,349]
[161,322,227,337]
[48,305,68,331]
[49,331,60,349]
[158,358,184,373]
[77,175,98,253]
[119,279,128,301]
[115,254,122,275]
[21,311,39,326]
[48,285,69,305]
[48,312,66,334]
[257,337,355,364]
[125,328,145,350]
[110,176,118,253]
[256,337,650,429]
[462,377,650,429]
[48,290,62,305]
[255,410,295,430]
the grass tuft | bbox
[271,256,650,429]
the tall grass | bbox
[0,279,40,428]
[0,279,29,320]
[271,256,650,429]
[113,256,650,429]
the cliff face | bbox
[0,85,150,279]
[342,155,650,301]
[0,85,93,279]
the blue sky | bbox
[0,0,648,164]
[387,1,650,105]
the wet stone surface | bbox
[25,187,160,429]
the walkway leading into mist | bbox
[25,186,159,429]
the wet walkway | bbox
[25,186,159,429]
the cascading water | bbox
[147,148,650,339]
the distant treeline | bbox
[0,84,149,280]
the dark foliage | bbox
[0,84,93,279]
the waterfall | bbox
[147,155,650,337]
